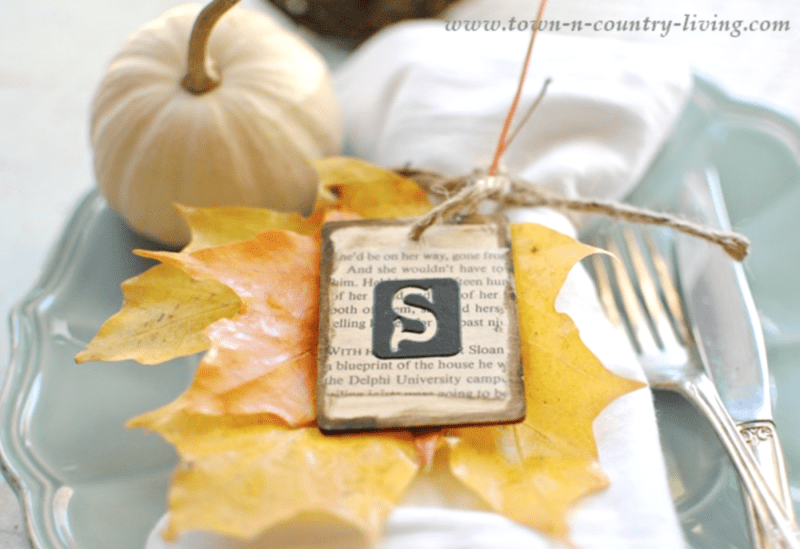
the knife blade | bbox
[675,167,794,545]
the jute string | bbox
[397,168,750,261]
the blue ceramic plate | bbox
[2,78,800,548]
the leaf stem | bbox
[488,0,549,175]
[182,0,241,95]
[502,77,551,154]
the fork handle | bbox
[739,420,796,549]
[683,373,800,549]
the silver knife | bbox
[676,167,795,547]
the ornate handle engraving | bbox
[738,420,795,548]
[741,423,777,446]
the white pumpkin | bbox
[91,1,343,246]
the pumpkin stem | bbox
[182,0,241,94]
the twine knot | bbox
[409,174,510,240]
[399,168,750,261]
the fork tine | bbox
[621,229,681,351]
[604,235,660,355]
[591,253,623,330]
[642,232,692,345]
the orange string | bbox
[488,0,549,176]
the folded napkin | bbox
[147,20,691,549]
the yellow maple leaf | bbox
[130,404,420,543]
[82,158,643,544]
[448,425,608,537]
[314,156,432,219]
[75,263,240,365]
[446,224,645,540]
[178,204,328,254]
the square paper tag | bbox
[317,216,525,432]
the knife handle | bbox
[739,420,796,548]
[687,374,800,548]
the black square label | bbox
[372,278,461,359]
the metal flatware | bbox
[676,168,795,547]
[589,224,800,548]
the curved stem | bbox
[182,0,241,95]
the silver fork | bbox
[590,226,800,549]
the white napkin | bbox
[146,20,691,549]
[335,21,689,203]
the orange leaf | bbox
[138,230,321,426]
[76,158,428,366]
[446,224,644,540]
[75,205,316,366]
